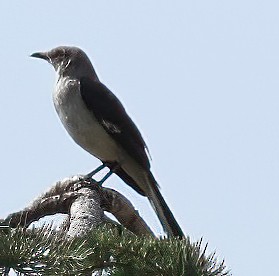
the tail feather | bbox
[145,172,184,238]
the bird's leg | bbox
[85,164,106,179]
[97,162,120,186]
[98,170,113,186]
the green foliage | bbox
[0,225,230,275]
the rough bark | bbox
[3,175,153,237]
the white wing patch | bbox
[102,120,122,133]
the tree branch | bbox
[3,175,154,237]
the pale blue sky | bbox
[1,1,279,275]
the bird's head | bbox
[31,46,96,78]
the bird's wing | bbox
[80,78,184,238]
[79,77,150,170]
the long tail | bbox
[145,172,184,238]
[111,163,184,238]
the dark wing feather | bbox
[80,77,150,171]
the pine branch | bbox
[0,175,230,275]
[0,225,230,275]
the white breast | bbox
[53,76,120,162]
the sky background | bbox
[0,1,278,275]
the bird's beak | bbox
[30,52,50,62]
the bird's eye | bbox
[58,49,66,58]
[52,48,66,59]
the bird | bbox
[31,46,184,238]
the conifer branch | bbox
[0,175,230,275]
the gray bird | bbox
[31,46,184,238]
